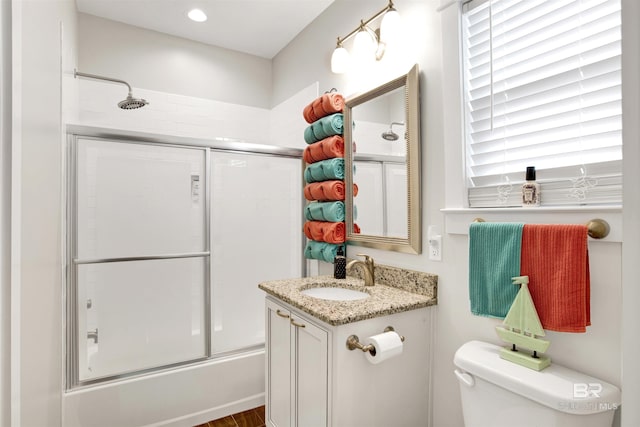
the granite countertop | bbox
[258,267,437,326]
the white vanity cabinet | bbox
[266,297,330,427]
[264,295,432,427]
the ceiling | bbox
[75,0,335,59]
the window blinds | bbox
[462,0,622,207]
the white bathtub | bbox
[62,349,265,427]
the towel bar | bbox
[472,218,610,239]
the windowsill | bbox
[441,206,623,242]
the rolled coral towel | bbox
[304,180,345,201]
[303,135,344,163]
[304,181,359,201]
[304,113,344,144]
[304,201,345,222]
[303,93,344,124]
[304,221,346,244]
[304,240,340,263]
[304,158,345,183]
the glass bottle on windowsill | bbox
[522,166,541,207]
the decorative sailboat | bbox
[495,276,551,371]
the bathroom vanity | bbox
[259,266,437,427]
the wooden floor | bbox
[194,406,265,427]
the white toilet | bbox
[454,341,621,427]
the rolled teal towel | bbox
[468,222,524,318]
[304,240,340,263]
[304,113,344,144]
[305,201,345,222]
[304,158,345,183]
[303,126,316,145]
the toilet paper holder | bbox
[346,326,405,355]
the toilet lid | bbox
[454,341,621,415]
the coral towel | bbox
[304,180,359,202]
[303,93,345,124]
[303,135,344,163]
[520,224,591,333]
[304,221,345,244]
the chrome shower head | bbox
[74,69,148,110]
[381,121,405,141]
[118,94,149,110]
[381,130,399,141]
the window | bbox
[462,0,622,207]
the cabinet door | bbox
[266,299,292,427]
[292,314,329,427]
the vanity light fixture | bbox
[330,0,400,74]
[187,8,207,22]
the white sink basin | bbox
[300,286,369,301]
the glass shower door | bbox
[69,137,209,386]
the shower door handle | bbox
[87,328,99,344]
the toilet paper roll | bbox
[364,331,403,364]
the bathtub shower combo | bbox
[63,128,303,426]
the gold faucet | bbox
[346,254,375,286]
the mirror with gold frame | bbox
[344,64,421,254]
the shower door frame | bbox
[66,133,212,389]
[64,125,305,390]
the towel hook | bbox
[472,218,610,239]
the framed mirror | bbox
[344,64,421,254]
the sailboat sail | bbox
[502,280,545,337]
[496,276,550,354]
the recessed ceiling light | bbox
[187,8,207,23]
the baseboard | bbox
[150,393,265,427]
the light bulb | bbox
[380,9,401,44]
[331,46,350,74]
[353,28,376,66]
[187,8,207,22]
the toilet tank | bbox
[454,341,620,427]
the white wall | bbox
[78,13,272,109]
[0,1,12,425]
[10,0,78,426]
[621,0,640,424]
[272,1,637,427]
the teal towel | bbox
[304,113,344,144]
[304,201,345,222]
[469,222,524,318]
[304,240,340,263]
[304,158,345,183]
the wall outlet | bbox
[429,235,442,261]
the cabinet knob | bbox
[276,309,290,319]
